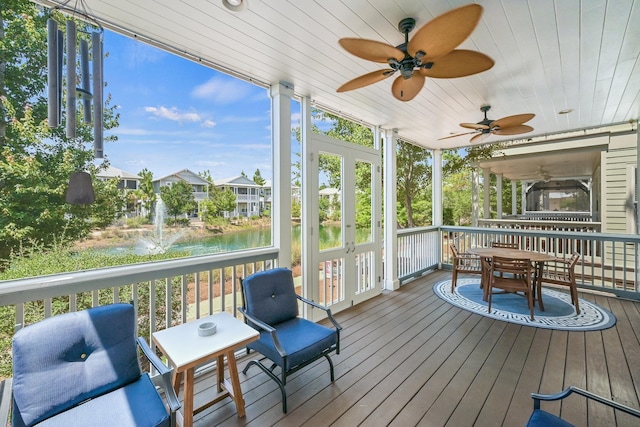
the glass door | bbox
[304,133,381,318]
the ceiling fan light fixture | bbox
[222,0,247,12]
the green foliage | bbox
[159,181,196,221]
[396,140,431,228]
[0,2,120,261]
[252,169,266,186]
[137,168,156,220]
[212,187,237,215]
[126,216,150,228]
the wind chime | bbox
[47,9,103,205]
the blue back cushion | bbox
[242,268,298,326]
[12,304,141,427]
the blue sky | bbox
[101,30,294,182]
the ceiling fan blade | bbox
[437,131,477,140]
[391,74,425,102]
[490,113,535,128]
[407,4,483,61]
[460,122,490,130]
[492,124,534,136]
[420,50,494,78]
[339,38,405,63]
[470,132,490,144]
[337,69,396,92]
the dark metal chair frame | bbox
[238,269,342,413]
[526,386,640,426]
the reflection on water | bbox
[108,224,370,256]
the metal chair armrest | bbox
[297,295,343,331]
[137,337,181,416]
[237,307,286,357]
[0,378,12,426]
[532,386,640,418]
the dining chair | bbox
[488,255,535,320]
[449,242,482,292]
[540,253,581,314]
[490,241,519,249]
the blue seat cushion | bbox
[248,317,337,371]
[525,409,575,427]
[32,374,169,427]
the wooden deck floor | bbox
[185,270,640,427]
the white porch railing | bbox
[397,226,639,299]
[0,248,279,346]
[478,218,601,232]
[397,226,441,283]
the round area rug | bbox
[433,278,616,331]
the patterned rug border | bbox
[433,278,617,331]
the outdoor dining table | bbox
[468,247,557,309]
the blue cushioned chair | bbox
[526,386,640,426]
[1,303,180,427]
[238,268,342,413]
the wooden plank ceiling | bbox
[37,0,640,150]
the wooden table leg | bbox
[535,262,545,311]
[173,370,182,397]
[225,350,246,417]
[217,354,224,393]
[183,368,195,427]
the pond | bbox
[108,224,370,256]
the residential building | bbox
[152,169,210,216]
[214,176,261,218]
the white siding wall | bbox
[602,133,637,234]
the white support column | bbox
[472,168,479,227]
[512,180,517,215]
[637,122,640,234]
[301,96,316,310]
[432,149,443,226]
[270,82,293,269]
[383,129,399,291]
[496,173,503,219]
[521,182,527,214]
[483,168,491,219]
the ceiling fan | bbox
[439,105,535,144]
[336,4,494,102]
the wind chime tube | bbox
[57,29,64,125]
[80,39,92,123]
[65,20,77,139]
[47,18,60,128]
[92,32,103,158]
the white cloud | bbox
[201,119,216,128]
[145,106,201,122]
[191,77,253,104]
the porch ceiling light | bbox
[222,0,247,12]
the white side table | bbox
[152,312,259,427]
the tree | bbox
[159,181,195,223]
[396,140,431,228]
[137,168,155,220]
[213,187,237,216]
[252,169,265,186]
[0,2,120,261]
